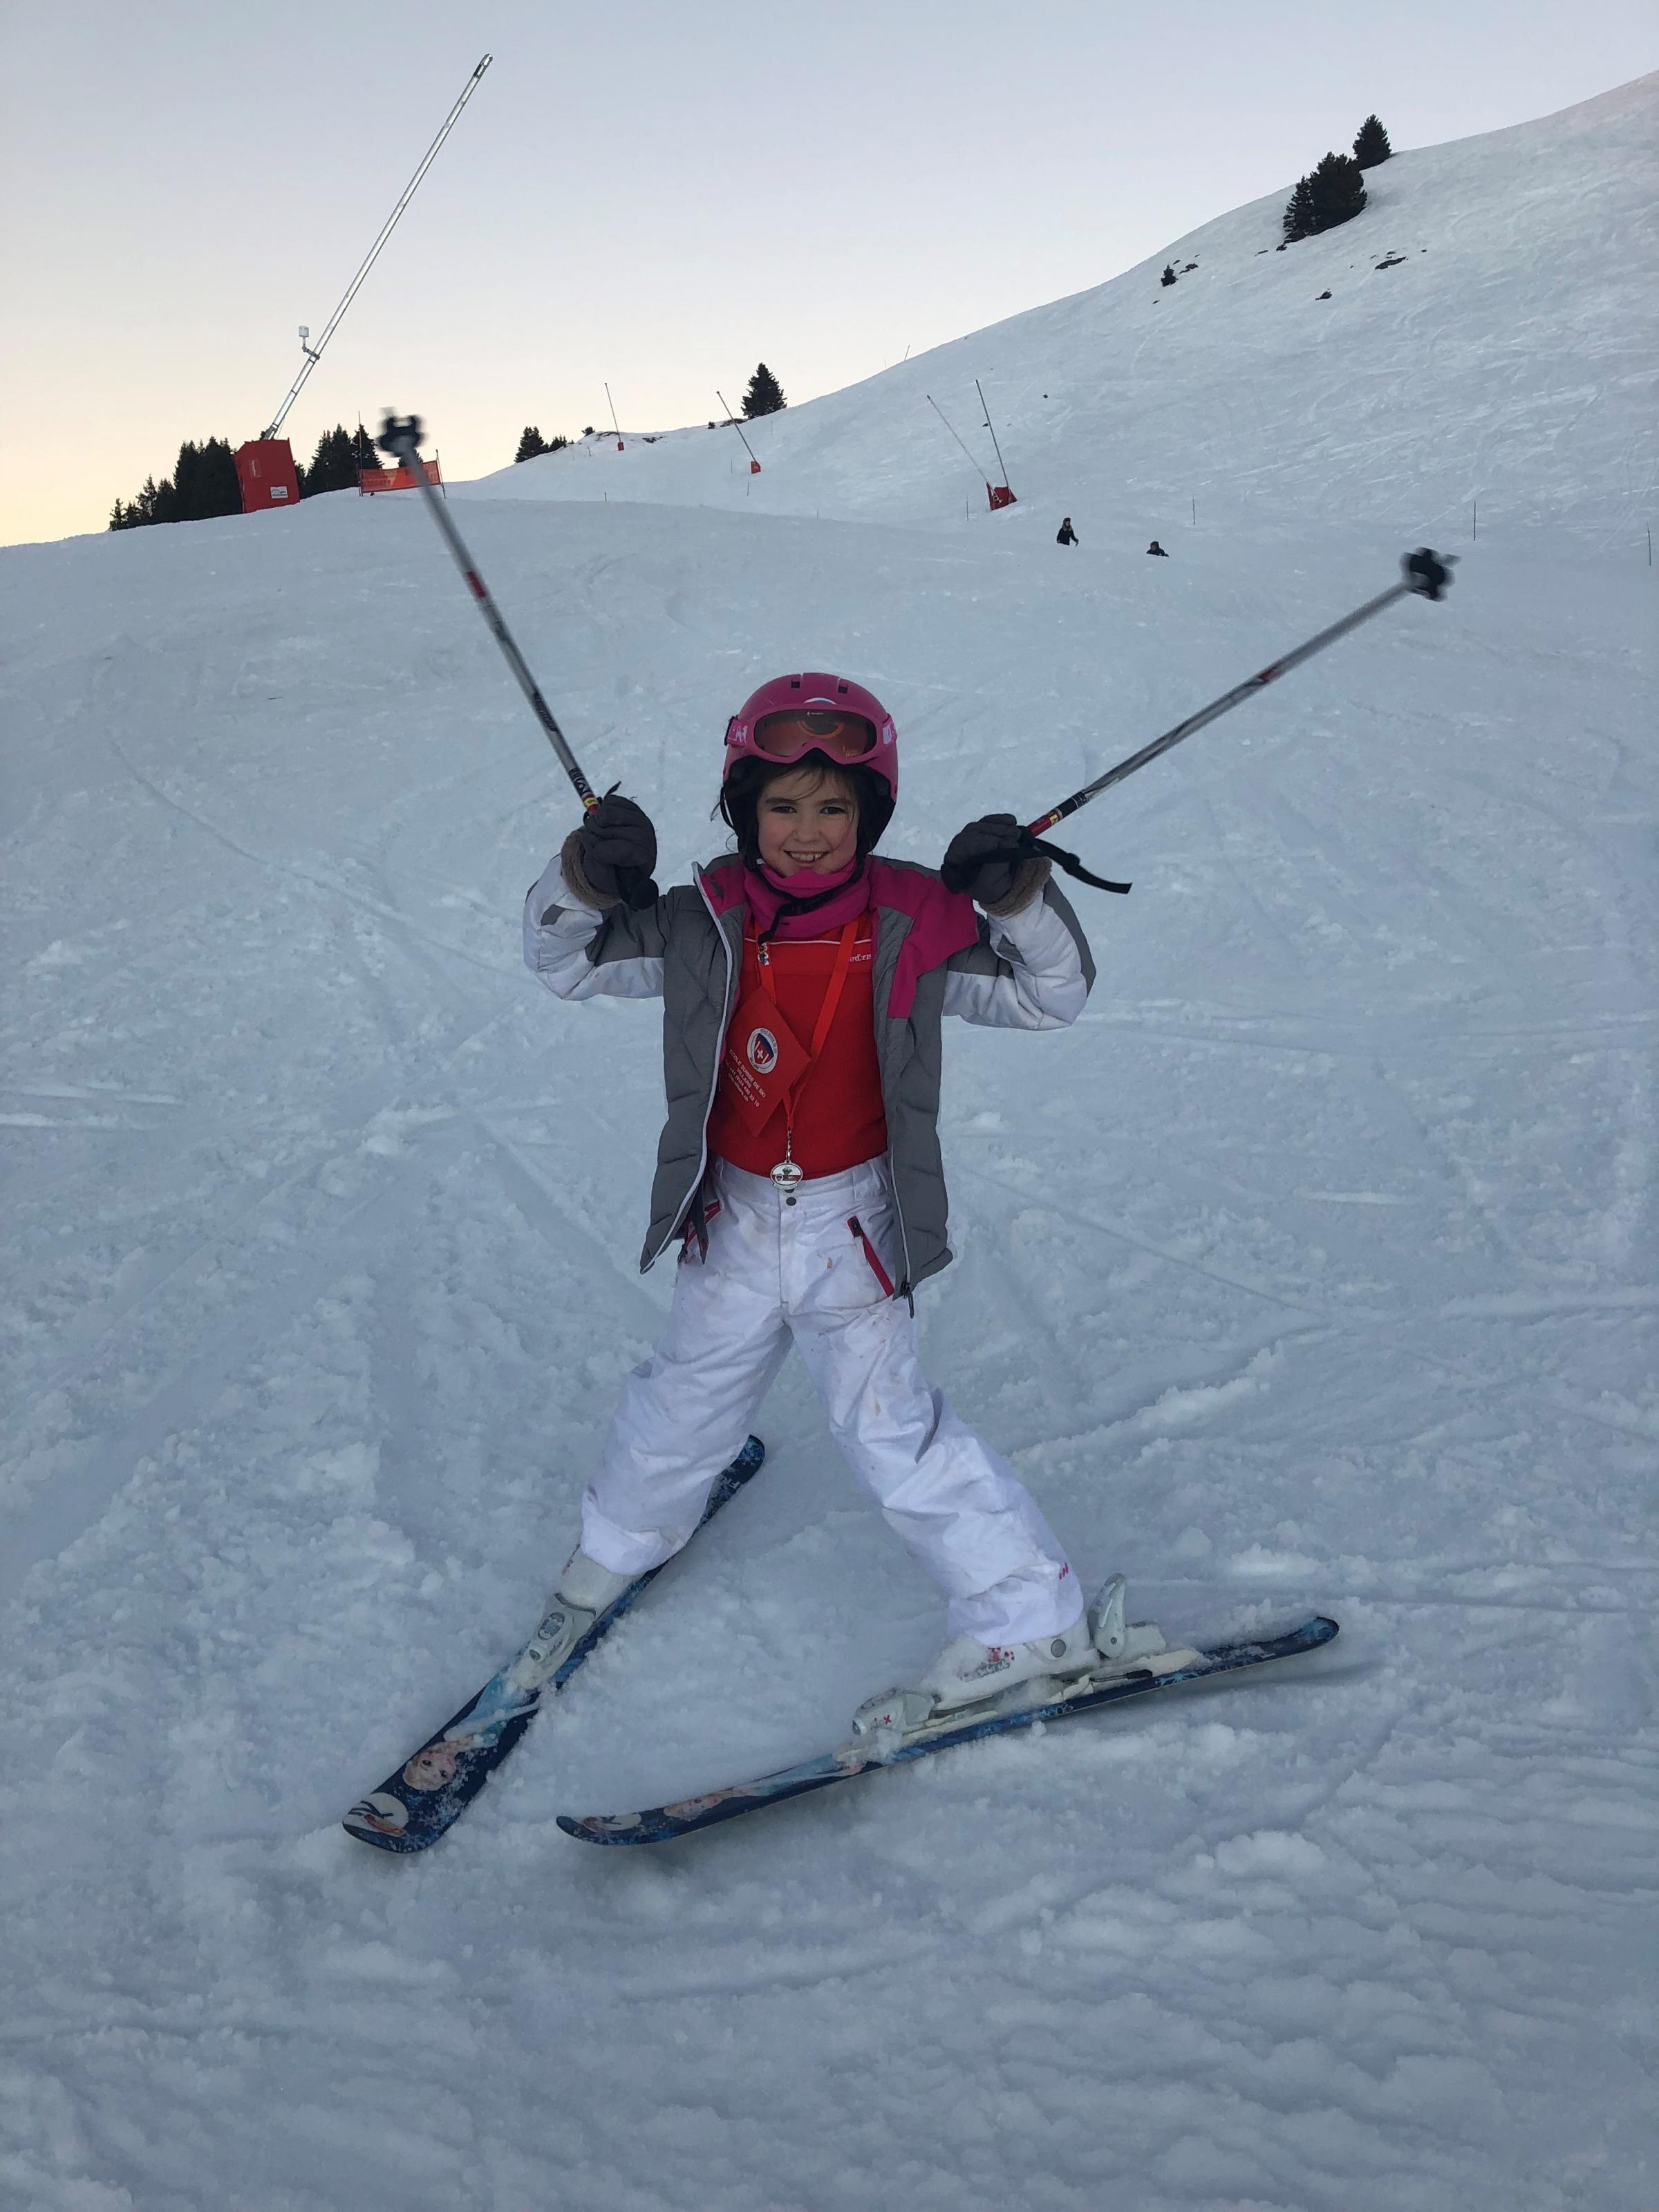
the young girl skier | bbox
[523,672,1108,1736]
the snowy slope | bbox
[2,77,1657,2212]
[478,74,1658,547]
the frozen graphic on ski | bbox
[343,1435,765,1853]
[557,1611,1338,1846]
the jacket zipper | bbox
[871,902,918,1300]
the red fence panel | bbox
[357,456,443,495]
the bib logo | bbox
[747,1027,779,1074]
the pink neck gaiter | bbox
[743,856,870,941]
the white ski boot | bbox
[507,1548,637,1693]
[849,1615,1100,1753]
[847,1577,1172,1755]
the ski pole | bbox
[1027,548,1456,837]
[379,412,599,813]
[379,414,658,908]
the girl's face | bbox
[755,767,861,876]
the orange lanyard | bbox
[753,917,860,1147]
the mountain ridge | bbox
[477,71,1658,546]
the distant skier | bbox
[1146,540,1169,557]
[523,677,1107,1736]
[1056,516,1078,546]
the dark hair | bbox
[718,754,894,865]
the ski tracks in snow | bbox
[3,470,1656,2206]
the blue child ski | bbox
[556,1613,1338,1846]
[343,1434,766,1853]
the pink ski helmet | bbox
[723,672,898,799]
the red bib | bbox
[716,984,815,1136]
[709,916,888,1178]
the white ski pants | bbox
[582,1155,1084,1644]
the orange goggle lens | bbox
[752,709,878,761]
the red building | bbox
[234,440,301,512]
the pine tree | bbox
[109,498,129,531]
[185,440,223,518]
[1161,263,1177,287]
[173,440,203,517]
[515,426,550,462]
[350,424,379,472]
[1353,114,1391,169]
[1282,176,1317,243]
[200,437,242,516]
[742,363,786,418]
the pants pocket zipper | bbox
[847,1215,897,1299]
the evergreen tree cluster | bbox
[1280,116,1389,243]
[1282,148,1368,242]
[514,427,572,462]
[742,363,786,418]
[109,437,241,529]
[109,423,384,529]
[299,424,379,498]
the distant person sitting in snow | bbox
[1056,517,1078,546]
[1146,540,1169,557]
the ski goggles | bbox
[751,708,879,763]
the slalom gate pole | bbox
[975,377,1014,494]
[1027,550,1456,837]
[715,391,762,473]
[925,394,991,494]
[379,413,599,814]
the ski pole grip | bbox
[1402,547,1456,600]
[380,412,423,460]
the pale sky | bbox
[2,0,1653,547]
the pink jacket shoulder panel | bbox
[697,854,977,1019]
[865,859,980,1019]
[698,855,747,919]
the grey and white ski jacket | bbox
[522,847,1095,1294]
